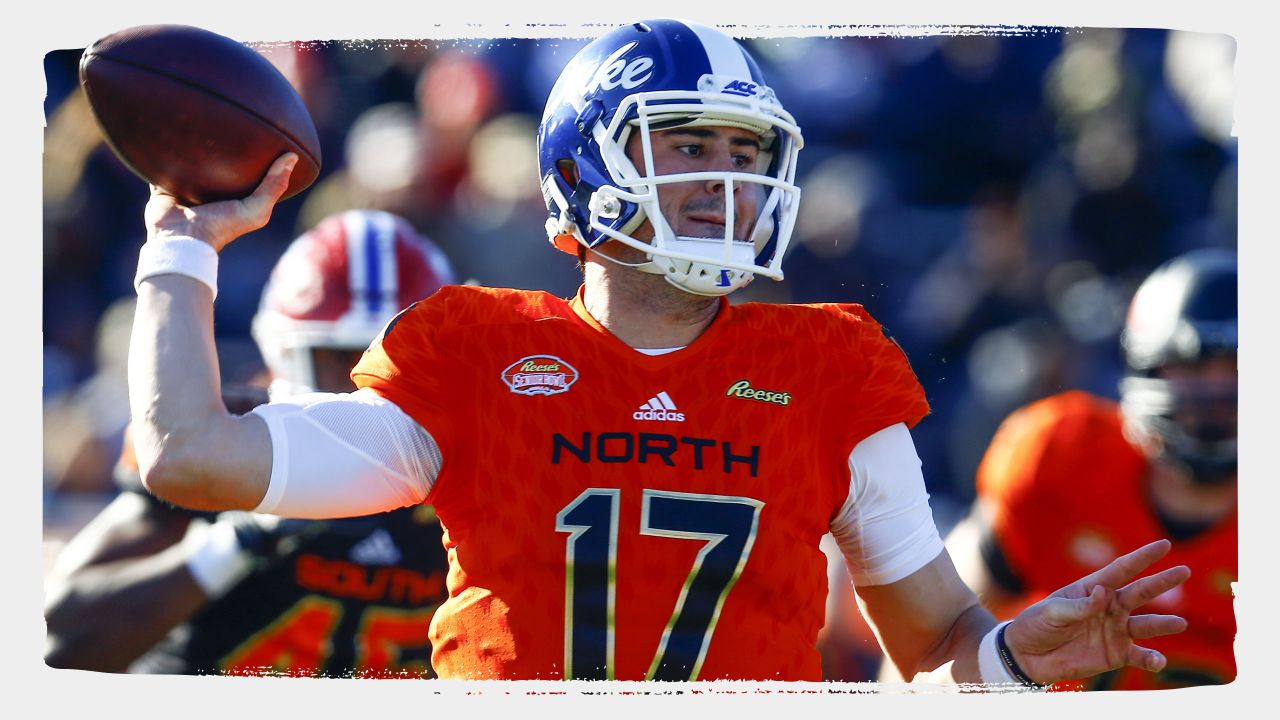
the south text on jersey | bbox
[294,554,446,605]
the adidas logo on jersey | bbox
[634,391,686,422]
[349,529,403,566]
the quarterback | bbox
[127,19,1189,684]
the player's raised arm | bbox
[127,154,297,512]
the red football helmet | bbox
[251,209,456,396]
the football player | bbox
[124,19,1190,684]
[44,209,456,677]
[944,248,1237,690]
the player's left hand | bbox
[1002,539,1191,684]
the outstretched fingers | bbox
[1128,614,1188,640]
[1040,584,1109,626]
[1127,645,1168,673]
[1116,565,1191,611]
[1077,539,1173,592]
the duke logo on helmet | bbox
[584,42,654,94]
[538,19,805,297]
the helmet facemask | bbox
[1120,361,1238,485]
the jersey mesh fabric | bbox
[352,285,929,681]
[977,391,1237,690]
[304,392,444,488]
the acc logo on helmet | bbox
[721,80,758,97]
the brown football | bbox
[78,24,321,206]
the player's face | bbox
[311,347,366,393]
[1159,354,1237,445]
[625,125,764,242]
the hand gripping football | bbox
[78,24,321,206]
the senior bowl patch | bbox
[502,355,580,396]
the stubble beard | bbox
[588,239,721,325]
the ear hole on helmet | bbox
[557,159,579,186]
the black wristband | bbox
[996,622,1046,688]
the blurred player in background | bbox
[44,209,457,677]
[944,248,1237,690]
[125,19,1192,685]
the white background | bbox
[10,0,1272,718]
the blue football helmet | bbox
[1119,248,1237,484]
[537,19,804,296]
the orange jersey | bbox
[352,285,928,681]
[977,391,1237,690]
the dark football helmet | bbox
[1119,248,1237,484]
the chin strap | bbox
[588,240,667,276]
[543,175,762,296]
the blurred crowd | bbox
[41,26,1236,668]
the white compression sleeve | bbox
[829,423,944,586]
[249,388,442,519]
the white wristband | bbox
[135,236,219,300]
[978,620,1019,688]
[183,520,253,600]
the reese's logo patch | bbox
[725,379,791,406]
[501,355,580,396]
